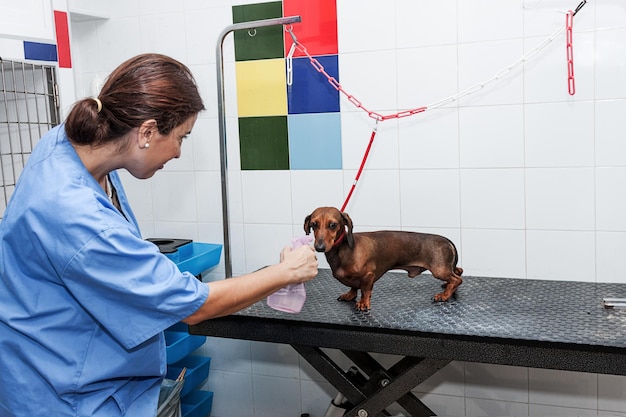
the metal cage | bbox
[0,58,59,220]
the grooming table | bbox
[190,269,626,417]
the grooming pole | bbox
[216,15,301,278]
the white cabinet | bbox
[0,0,54,41]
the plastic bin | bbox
[147,238,193,264]
[174,243,222,276]
[146,239,222,276]
[165,332,206,365]
[166,322,189,333]
[167,355,211,397]
[181,390,214,417]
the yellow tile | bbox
[236,59,287,117]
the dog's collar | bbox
[332,228,346,248]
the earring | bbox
[144,143,150,149]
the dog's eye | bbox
[310,222,319,230]
[328,222,337,230]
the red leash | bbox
[341,124,377,212]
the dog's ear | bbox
[341,212,355,248]
[304,214,312,235]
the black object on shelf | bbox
[146,238,193,254]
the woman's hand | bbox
[280,245,318,284]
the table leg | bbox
[293,345,371,409]
[293,344,450,417]
[344,351,449,416]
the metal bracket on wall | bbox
[603,298,626,310]
[215,15,301,278]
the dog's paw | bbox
[337,293,357,303]
[354,302,370,312]
[433,292,450,303]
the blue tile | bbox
[289,113,342,170]
[287,55,340,114]
[23,42,58,62]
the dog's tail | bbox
[446,238,463,277]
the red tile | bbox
[284,0,338,57]
[54,11,72,68]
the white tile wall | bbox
[525,101,595,167]
[341,113,399,170]
[595,99,626,167]
[458,39,525,107]
[529,368,598,409]
[460,169,526,229]
[151,171,198,222]
[400,169,461,228]
[300,380,336,417]
[597,167,626,231]
[291,170,345,223]
[68,0,626,415]
[338,50,398,114]
[529,403,598,417]
[415,361,464,397]
[465,363,528,403]
[465,397,529,417]
[459,105,525,168]
[461,229,526,278]
[525,167,595,231]
[397,45,459,109]
[398,108,460,169]
[596,231,626,283]
[344,169,402,226]
[198,336,252,374]
[336,0,396,54]
[185,6,233,66]
[140,12,188,63]
[599,374,626,413]
[526,230,596,281]
[458,0,523,43]
[252,374,302,417]
[240,171,292,224]
[596,28,626,99]
[250,341,300,379]
[416,392,466,417]
[204,369,254,417]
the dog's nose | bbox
[314,241,326,252]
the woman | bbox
[0,54,318,416]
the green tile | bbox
[232,2,285,61]
[239,116,289,170]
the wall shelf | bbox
[69,8,109,22]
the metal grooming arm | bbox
[216,15,302,278]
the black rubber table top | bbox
[237,269,626,349]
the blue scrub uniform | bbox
[0,125,209,416]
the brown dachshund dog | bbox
[304,207,463,311]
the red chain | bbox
[290,38,428,122]
[286,0,587,209]
[566,10,575,95]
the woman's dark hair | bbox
[65,53,205,146]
